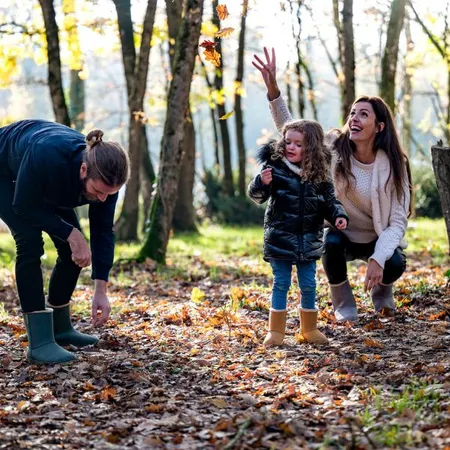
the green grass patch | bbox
[357,380,444,447]
[406,218,448,263]
[0,219,447,271]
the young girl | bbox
[253,47,412,322]
[248,120,348,346]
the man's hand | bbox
[260,168,273,185]
[364,259,383,292]
[335,217,347,230]
[92,280,111,326]
[67,228,91,267]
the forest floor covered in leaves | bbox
[0,219,449,449]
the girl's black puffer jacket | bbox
[248,143,348,263]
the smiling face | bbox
[284,129,305,165]
[348,101,385,145]
[79,163,121,202]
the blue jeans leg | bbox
[269,260,292,310]
[296,261,317,310]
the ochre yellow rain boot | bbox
[263,309,287,346]
[299,308,329,344]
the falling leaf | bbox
[203,47,221,67]
[214,27,234,38]
[199,40,216,50]
[216,4,229,20]
[219,111,234,120]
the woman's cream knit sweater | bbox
[269,95,409,268]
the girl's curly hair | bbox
[271,119,332,183]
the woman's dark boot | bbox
[371,284,395,316]
[330,280,358,322]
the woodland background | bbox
[0,0,449,449]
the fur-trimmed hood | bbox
[255,140,277,165]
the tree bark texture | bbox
[38,0,71,126]
[431,145,450,254]
[166,0,198,232]
[141,128,155,232]
[342,0,355,121]
[380,0,406,114]
[172,109,198,232]
[139,0,204,262]
[69,70,85,131]
[212,0,233,196]
[113,0,157,241]
[235,0,248,197]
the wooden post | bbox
[431,142,450,254]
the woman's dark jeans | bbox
[322,228,406,285]
[0,178,82,312]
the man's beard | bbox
[81,177,99,202]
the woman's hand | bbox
[260,168,273,185]
[364,259,383,292]
[335,217,347,230]
[252,47,280,101]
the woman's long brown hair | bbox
[332,96,413,215]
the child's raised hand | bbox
[260,168,273,185]
[252,47,279,100]
[335,217,347,230]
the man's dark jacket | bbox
[0,119,117,281]
[247,142,348,263]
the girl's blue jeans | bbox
[269,259,317,310]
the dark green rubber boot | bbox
[23,309,76,364]
[49,303,99,347]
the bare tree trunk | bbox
[285,62,293,113]
[141,128,155,231]
[38,0,70,126]
[402,15,413,157]
[380,0,406,113]
[200,59,220,167]
[63,0,84,131]
[139,0,204,263]
[173,108,198,232]
[235,0,248,197]
[113,0,157,241]
[289,0,305,118]
[69,70,85,131]
[166,0,198,232]
[212,0,233,196]
[342,0,355,120]
[431,144,450,253]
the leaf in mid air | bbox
[216,4,229,21]
[219,111,234,120]
[203,48,221,67]
[199,40,216,50]
[214,27,234,38]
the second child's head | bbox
[273,120,332,183]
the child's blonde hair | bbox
[270,120,332,183]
